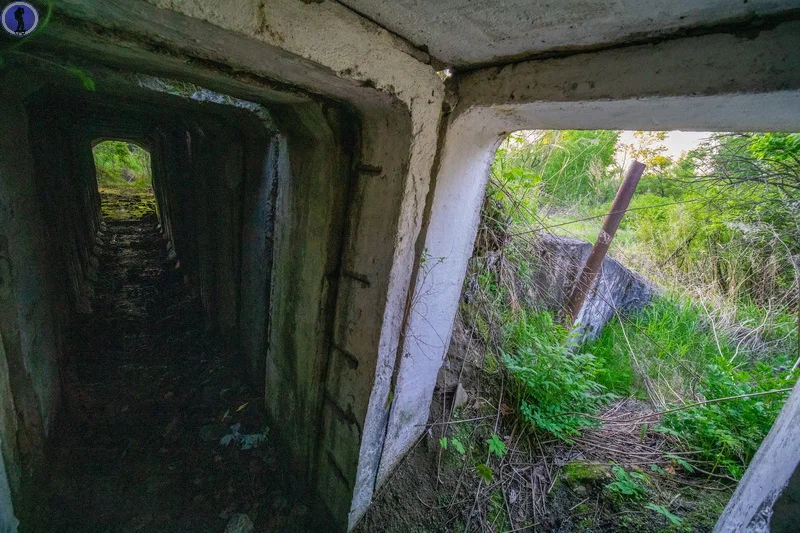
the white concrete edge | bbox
[0,437,18,533]
[713,380,800,532]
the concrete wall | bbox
[0,72,65,525]
[529,234,654,342]
[714,380,800,532]
[2,0,444,521]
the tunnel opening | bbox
[90,140,159,269]
[26,90,332,531]
[0,51,360,531]
[92,140,153,193]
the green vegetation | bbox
[587,295,794,478]
[502,309,613,441]
[481,130,798,473]
[419,129,798,531]
[93,140,152,190]
[443,128,799,530]
[605,466,649,500]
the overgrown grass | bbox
[501,309,615,442]
[585,295,797,478]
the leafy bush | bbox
[502,310,614,442]
[660,359,795,478]
[605,466,649,500]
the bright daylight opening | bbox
[389,129,800,532]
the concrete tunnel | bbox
[2,1,800,532]
[0,53,374,530]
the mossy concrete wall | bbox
[0,72,65,529]
[0,61,305,525]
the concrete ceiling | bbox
[339,0,798,69]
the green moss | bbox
[575,504,591,515]
[487,489,508,531]
[474,313,490,342]
[483,351,499,373]
[676,487,728,531]
[562,461,611,486]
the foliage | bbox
[604,466,648,500]
[93,140,152,189]
[462,128,799,526]
[659,361,793,478]
[487,434,507,458]
[491,130,620,209]
[587,295,797,478]
[644,502,683,527]
[440,437,466,455]
[502,310,615,442]
[475,463,493,483]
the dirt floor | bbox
[28,189,332,533]
[355,320,730,533]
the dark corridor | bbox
[2,52,358,532]
[28,188,328,532]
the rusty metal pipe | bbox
[564,160,646,324]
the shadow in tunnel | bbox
[18,110,334,529]
[29,171,329,533]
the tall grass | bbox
[584,295,797,477]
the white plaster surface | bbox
[713,381,800,532]
[340,0,797,68]
[379,111,503,482]
[0,436,18,533]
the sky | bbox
[617,130,712,162]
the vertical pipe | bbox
[564,160,646,324]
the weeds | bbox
[93,140,152,190]
[659,360,793,478]
[502,310,615,441]
[394,129,799,532]
[586,294,797,477]
[604,465,648,500]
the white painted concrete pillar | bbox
[0,437,18,533]
[714,380,800,532]
[378,109,506,482]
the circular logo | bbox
[2,2,39,38]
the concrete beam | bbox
[453,20,800,131]
[338,0,800,69]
